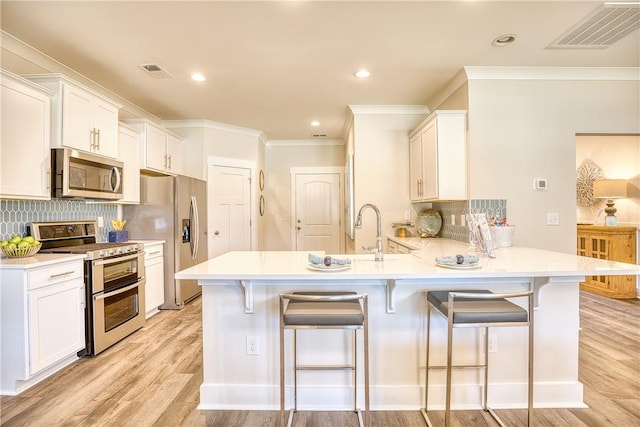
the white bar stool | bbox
[279,291,370,427]
[421,289,534,427]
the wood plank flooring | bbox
[1,291,638,426]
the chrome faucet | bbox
[355,203,384,261]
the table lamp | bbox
[593,179,627,226]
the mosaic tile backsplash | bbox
[431,199,507,243]
[1,200,118,242]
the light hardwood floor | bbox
[1,291,638,426]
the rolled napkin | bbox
[308,253,352,266]
[435,254,479,265]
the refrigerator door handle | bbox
[190,195,199,260]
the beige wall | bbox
[576,134,640,226]
[351,112,427,253]
[263,143,345,250]
[465,79,640,253]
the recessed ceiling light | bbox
[310,121,320,127]
[354,69,371,78]
[191,73,206,82]
[492,34,517,46]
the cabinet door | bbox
[117,125,141,204]
[166,133,183,174]
[28,279,84,375]
[1,75,51,200]
[409,133,423,202]
[144,125,168,172]
[420,121,438,200]
[93,101,119,158]
[61,84,93,152]
[145,257,165,317]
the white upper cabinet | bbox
[126,119,183,175]
[1,70,52,200]
[25,74,121,159]
[408,110,467,202]
[116,123,141,204]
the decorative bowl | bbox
[416,209,442,237]
[1,243,42,258]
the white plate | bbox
[308,263,351,272]
[436,262,481,270]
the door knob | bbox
[214,231,220,236]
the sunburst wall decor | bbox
[576,159,604,207]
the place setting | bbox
[435,254,481,270]
[307,253,352,272]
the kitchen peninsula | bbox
[176,240,640,412]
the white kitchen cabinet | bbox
[127,119,183,175]
[1,70,52,200]
[1,256,85,395]
[143,241,165,318]
[408,110,467,201]
[25,74,121,159]
[387,239,413,254]
[116,123,141,204]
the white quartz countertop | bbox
[0,253,86,269]
[176,239,640,282]
[129,240,165,246]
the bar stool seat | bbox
[422,289,534,427]
[280,291,370,427]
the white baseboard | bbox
[197,381,585,410]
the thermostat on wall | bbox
[533,178,547,191]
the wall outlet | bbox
[451,214,456,226]
[246,336,259,355]
[488,334,498,353]
[404,210,411,221]
[460,215,466,227]
[547,212,560,226]
[97,216,104,228]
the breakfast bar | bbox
[175,239,640,412]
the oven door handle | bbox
[92,252,142,266]
[93,279,144,301]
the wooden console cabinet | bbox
[577,225,637,299]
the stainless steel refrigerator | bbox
[123,174,208,309]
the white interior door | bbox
[292,171,342,253]
[208,164,252,258]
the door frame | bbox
[290,166,344,253]
[207,156,257,253]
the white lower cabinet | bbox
[1,257,85,395]
[143,242,165,318]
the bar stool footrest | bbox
[295,364,355,371]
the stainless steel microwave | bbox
[52,148,124,200]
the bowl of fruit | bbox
[1,235,42,258]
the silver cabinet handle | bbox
[94,280,144,301]
[96,128,100,150]
[168,155,172,170]
[50,270,75,279]
[148,251,161,256]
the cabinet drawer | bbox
[396,244,411,254]
[27,261,83,291]
[144,243,164,260]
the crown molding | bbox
[162,119,264,139]
[348,105,429,115]
[464,66,640,81]
[266,139,344,147]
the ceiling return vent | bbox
[548,2,640,49]
[138,63,173,79]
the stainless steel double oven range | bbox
[30,221,145,356]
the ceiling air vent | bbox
[138,63,173,79]
[311,133,327,138]
[548,3,640,49]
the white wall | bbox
[350,109,428,254]
[464,74,640,253]
[576,134,640,226]
[264,142,345,250]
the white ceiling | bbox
[1,1,638,140]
